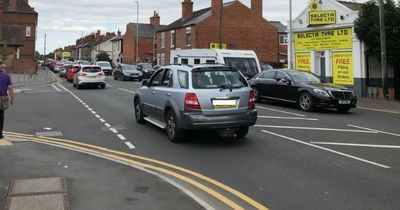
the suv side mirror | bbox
[142,80,148,86]
[282,78,292,85]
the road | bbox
[8,73,400,210]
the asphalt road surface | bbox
[8,75,400,210]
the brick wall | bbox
[123,25,155,64]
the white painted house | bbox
[91,33,116,62]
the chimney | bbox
[251,0,263,18]
[117,30,121,37]
[150,11,160,29]
[182,0,193,19]
[211,0,222,15]
[9,0,17,10]
[96,30,101,39]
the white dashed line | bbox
[118,88,136,94]
[256,106,306,117]
[106,84,113,87]
[88,108,93,111]
[117,134,126,141]
[125,141,135,149]
[95,115,101,118]
[91,111,96,114]
[258,116,319,121]
[255,125,378,133]
[311,142,400,149]
[99,118,106,123]
[104,123,111,127]
[110,128,118,134]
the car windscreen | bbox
[289,71,321,83]
[223,57,259,78]
[192,69,248,89]
[98,63,111,67]
[82,67,101,73]
[122,65,136,71]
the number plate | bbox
[212,100,237,109]
[338,100,351,105]
[88,76,96,79]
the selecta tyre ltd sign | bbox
[309,10,336,26]
[294,28,353,51]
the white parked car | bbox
[73,65,106,89]
[96,61,113,75]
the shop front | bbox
[291,0,365,97]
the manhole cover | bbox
[35,131,63,137]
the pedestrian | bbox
[0,60,14,139]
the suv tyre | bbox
[166,110,185,143]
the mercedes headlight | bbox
[313,89,330,97]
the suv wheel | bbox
[254,88,261,103]
[298,92,314,112]
[236,126,249,139]
[166,110,185,143]
[134,99,145,124]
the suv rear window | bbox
[192,68,248,89]
[82,67,101,73]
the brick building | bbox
[156,0,278,66]
[122,11,161,65]
[0,0,37,74]
[271,21,288,68]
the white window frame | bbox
[170,30,175,48]
[279,34,288,45]
[185,27,192,47]
[161,32,166,49]
[26,26,32,37]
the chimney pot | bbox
[150,10,160,29]
[182,0,193,19]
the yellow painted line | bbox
[5,132,269,210]
[358,106,400,115]
[4,131,269,210]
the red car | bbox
[67,65,81,82]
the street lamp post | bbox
[288,0,293,69]
[135,1,139,64]
[377,0,388,100]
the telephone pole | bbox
[378,0,388,100]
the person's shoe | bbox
[0,135,4,139]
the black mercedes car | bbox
[249,69,357,112]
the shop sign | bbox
[295,28,352,51]
[332,51,354,85]
[209,43,227,49]
[309,10,336,26]
[295,52,311,72]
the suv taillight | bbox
[185,93,201,110]
[248,90,256,109]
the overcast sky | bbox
[30,0,366,54]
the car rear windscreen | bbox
[223,57,258,78]
[192,69,248,89]
[82,67,101,73]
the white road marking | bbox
[91,111,96,114]
[258,116,319,121]
[311,142,400,149]
[110,128,118,134]
[358,106,400,115]
[118,88,136,94]
[348,124,400,137]
[88,108,93,111]
[261,130,391,169]
[84,105,89,108]
[51,84,61,92]
[99,118,106,123]
[125,141,135,149]
[256,106,306,117]
[95,115,101,118]
[106,84,113,87]
[104,123,111,127]
[117,134,126,141]
[255,125,378,133]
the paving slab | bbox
[5,194,68,210]
[8,177,66,196]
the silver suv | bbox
[133,65,258,142]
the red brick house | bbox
[156,0,278,66]
[122,12,162,64]
[271,21,288,68]
[0,0,37,74]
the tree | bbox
[96,51,111,62]
[0,44,9,61]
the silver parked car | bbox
[73,65,106,89]
[133,65,258,142]
[96,61,113,75]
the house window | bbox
[161,53,165,65]
[170,30,176,48]
[26,26,32,37]
[185,27,192,46]
[161,32,166,49]
[279,34,288,45]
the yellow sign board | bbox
[210,43,227,49]
[309,0,321,11]
[295,28,352,51]
[332,51,354,85]
[62,51,71,58]
[295,53,311,72]
[309,11,336,26]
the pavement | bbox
[11,67,57,88]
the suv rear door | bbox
[191,67,251,116]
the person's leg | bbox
[0,110,4,139]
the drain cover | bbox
[35,131,63,137]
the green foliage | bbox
[96,51,111,62]
[0,44,9,60]
[354,0,400,65]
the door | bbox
[154,69,174,120]
[272,71,297,103]
[256,70,276,99]
[141,69,165,117]
[315,51,326,80]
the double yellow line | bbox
[4,131,269,210]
